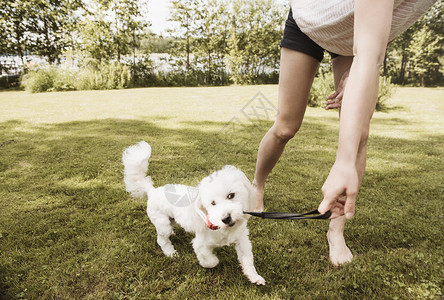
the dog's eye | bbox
[227,193,235,200]
[211,200,216,206]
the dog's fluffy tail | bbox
[122,141,154,198]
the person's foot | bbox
[327,230,353,266]
[327,213,353,266]
[252,181,264,212]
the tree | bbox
[104,0,149,62]
[77,18,115,62]
[168,0,200,81]
[226,0,285,84]
[385,0,443,86]
[32,0,84,63]
[408,26,442,86]
[192,0,230,85]
[76,0,148,63]
[0,0,83,65]
[0,0,32,63]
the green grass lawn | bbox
[0,86,443,299]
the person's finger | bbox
[320,199,345,219]
[335,90,344,102]
[326,91,339,100]
[326,91,344,109]
[325,102,341,110]
[318,193,335,214]
[328,204,344,219]
[344,192,357,219]
[318,201,330,215]
[329,211,341,219]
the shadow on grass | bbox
[0,118,443,299]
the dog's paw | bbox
[327,231,353,266]
[249,274,266,285]
[199,255,219,268]
[164,249,179,258]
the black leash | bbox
[244,209,331,220]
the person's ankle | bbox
[252,180,264,190]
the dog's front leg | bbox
[192,234,219,268]
[235,233,265,285]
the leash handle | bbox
[244,209,331,220]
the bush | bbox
[309,71,334,107]
[21,66,76,93]
[377,76,395,111]
[20,61,132,93]
[131,57,158,87]
[0,75,20,89]
[76,60,131,90]
[308,71,394,111]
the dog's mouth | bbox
[206,217,237,229]
[206,215,219,230]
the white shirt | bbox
[290,0,437,56]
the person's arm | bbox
[318,0,395,219]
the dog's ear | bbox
[224,166,255,212]
[193,186,208,223]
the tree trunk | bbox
[116,18,121,62]
[399,54,405,84]
[133,29,136,73]
[208,47,211,84]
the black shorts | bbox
[280,9,339,62]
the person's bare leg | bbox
[325,0,392,266]
[327,119,368,265]
[253,48,319,211]
[328,56,356,266]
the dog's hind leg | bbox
[148,213,178,257]
[192,235,219,268]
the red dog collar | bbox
[206,215,219,230]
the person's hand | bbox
[318,160,359,219]
[325,70,350,110]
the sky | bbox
[147,0,171,35]
[145,0,289,35]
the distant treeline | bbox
[1,0,443,91]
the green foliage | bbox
[0,0,83,63]
[130,56,158,87]
[3,0,443,89]
[376,76,395,111]
[21,66,76,93]
[77,19,115,62]
[77,60,132,90]
[407,26,443,87]
[385,0,443,86]
[226,0,286,84]
[167,0,286,86]
[308,71,394,111]
[76,0,149,62]
[1,0,34,62]
[168,0,231,86]
[140,34,174,54]
[309,71,335,107]
[21,61,132,93]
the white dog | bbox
[122,141,265,285]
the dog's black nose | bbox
[222,215,232,225]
